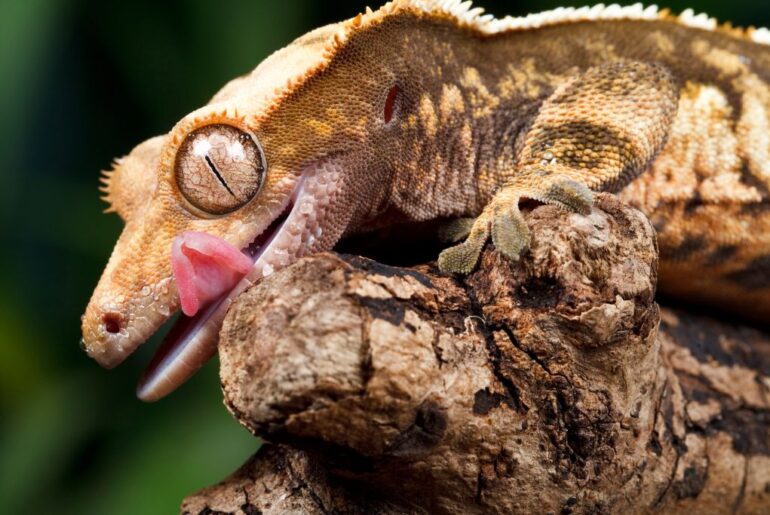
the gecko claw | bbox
[437,223,489,274]
[491,207,531,261]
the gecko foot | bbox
[543,179,593,215]
[437,220,490,274]
[437,177,593,275]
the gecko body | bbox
[83,1,770,400]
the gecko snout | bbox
[82,282,175,370]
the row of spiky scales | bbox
[271,1,770,133]
[99,0,770,211]
[361,1,770,44]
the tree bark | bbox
[182,194,770,514]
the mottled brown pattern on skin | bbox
[380,17,770,318]
[437,60,678,273]
[87,2,770,378]
[619,49,770,319]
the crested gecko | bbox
[83,0,770,401]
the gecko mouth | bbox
[136,203,292,402]
[135,158,340,401]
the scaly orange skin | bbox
[84,1,770,399]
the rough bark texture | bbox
[182,194,770,514]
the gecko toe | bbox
[437,224,489,274]
[544,179,593,215]
[491,207,531,261]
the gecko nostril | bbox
[103,313,121,334]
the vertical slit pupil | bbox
[384,85,399,124]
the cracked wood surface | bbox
[182,194,770,514]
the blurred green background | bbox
[1,0,768,513]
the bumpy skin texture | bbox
[438,60,677,272]
[84,0,770,381]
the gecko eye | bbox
[174,124,266,215]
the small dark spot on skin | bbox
[740,200,770,215]
[103,313,121,334]
[738,162,770,214]
[727,255,770,290]
[683,191,703,213]
[664,235,706,261]
[383,84,399,124]
[704,245,739,266]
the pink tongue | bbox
[171,231,252,316]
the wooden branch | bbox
[182,194,770,514]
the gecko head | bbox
[81,12,417,401]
